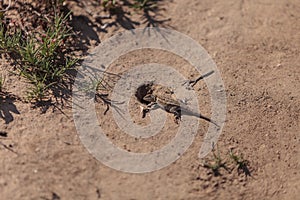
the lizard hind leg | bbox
[169,106,181,124]
[174,115,181,124]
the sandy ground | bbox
[1,0,299,199]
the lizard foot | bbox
[139,106,149,118]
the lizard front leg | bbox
[140,102,159,118]
[139,105,149,118]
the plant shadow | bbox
[0,92,20,124]
[70,15,101,54]
[30,67,79,114]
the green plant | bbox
[229,150,251,176]
[202,148,229,176]
[79,73,124,115]
[132,0,157,10]
[1,12,77,102]
[26,81,50,101]
[0,24,21,52]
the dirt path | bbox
[1,0,299,199]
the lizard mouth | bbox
[135,83,154,105]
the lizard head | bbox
[135,83,154,104]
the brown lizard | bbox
[138,83,219,126]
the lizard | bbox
[137,83,219,127]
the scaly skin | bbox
[141,83,218,126]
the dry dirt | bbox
[1,0,300,199]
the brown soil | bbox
[1,0,299,199]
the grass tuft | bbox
[0,12,77,102]
[229,149,251,176]
[132,0,158,10]
[202,148,229,176]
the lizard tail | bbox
[181,109,219,127]
[198,114,219,127]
